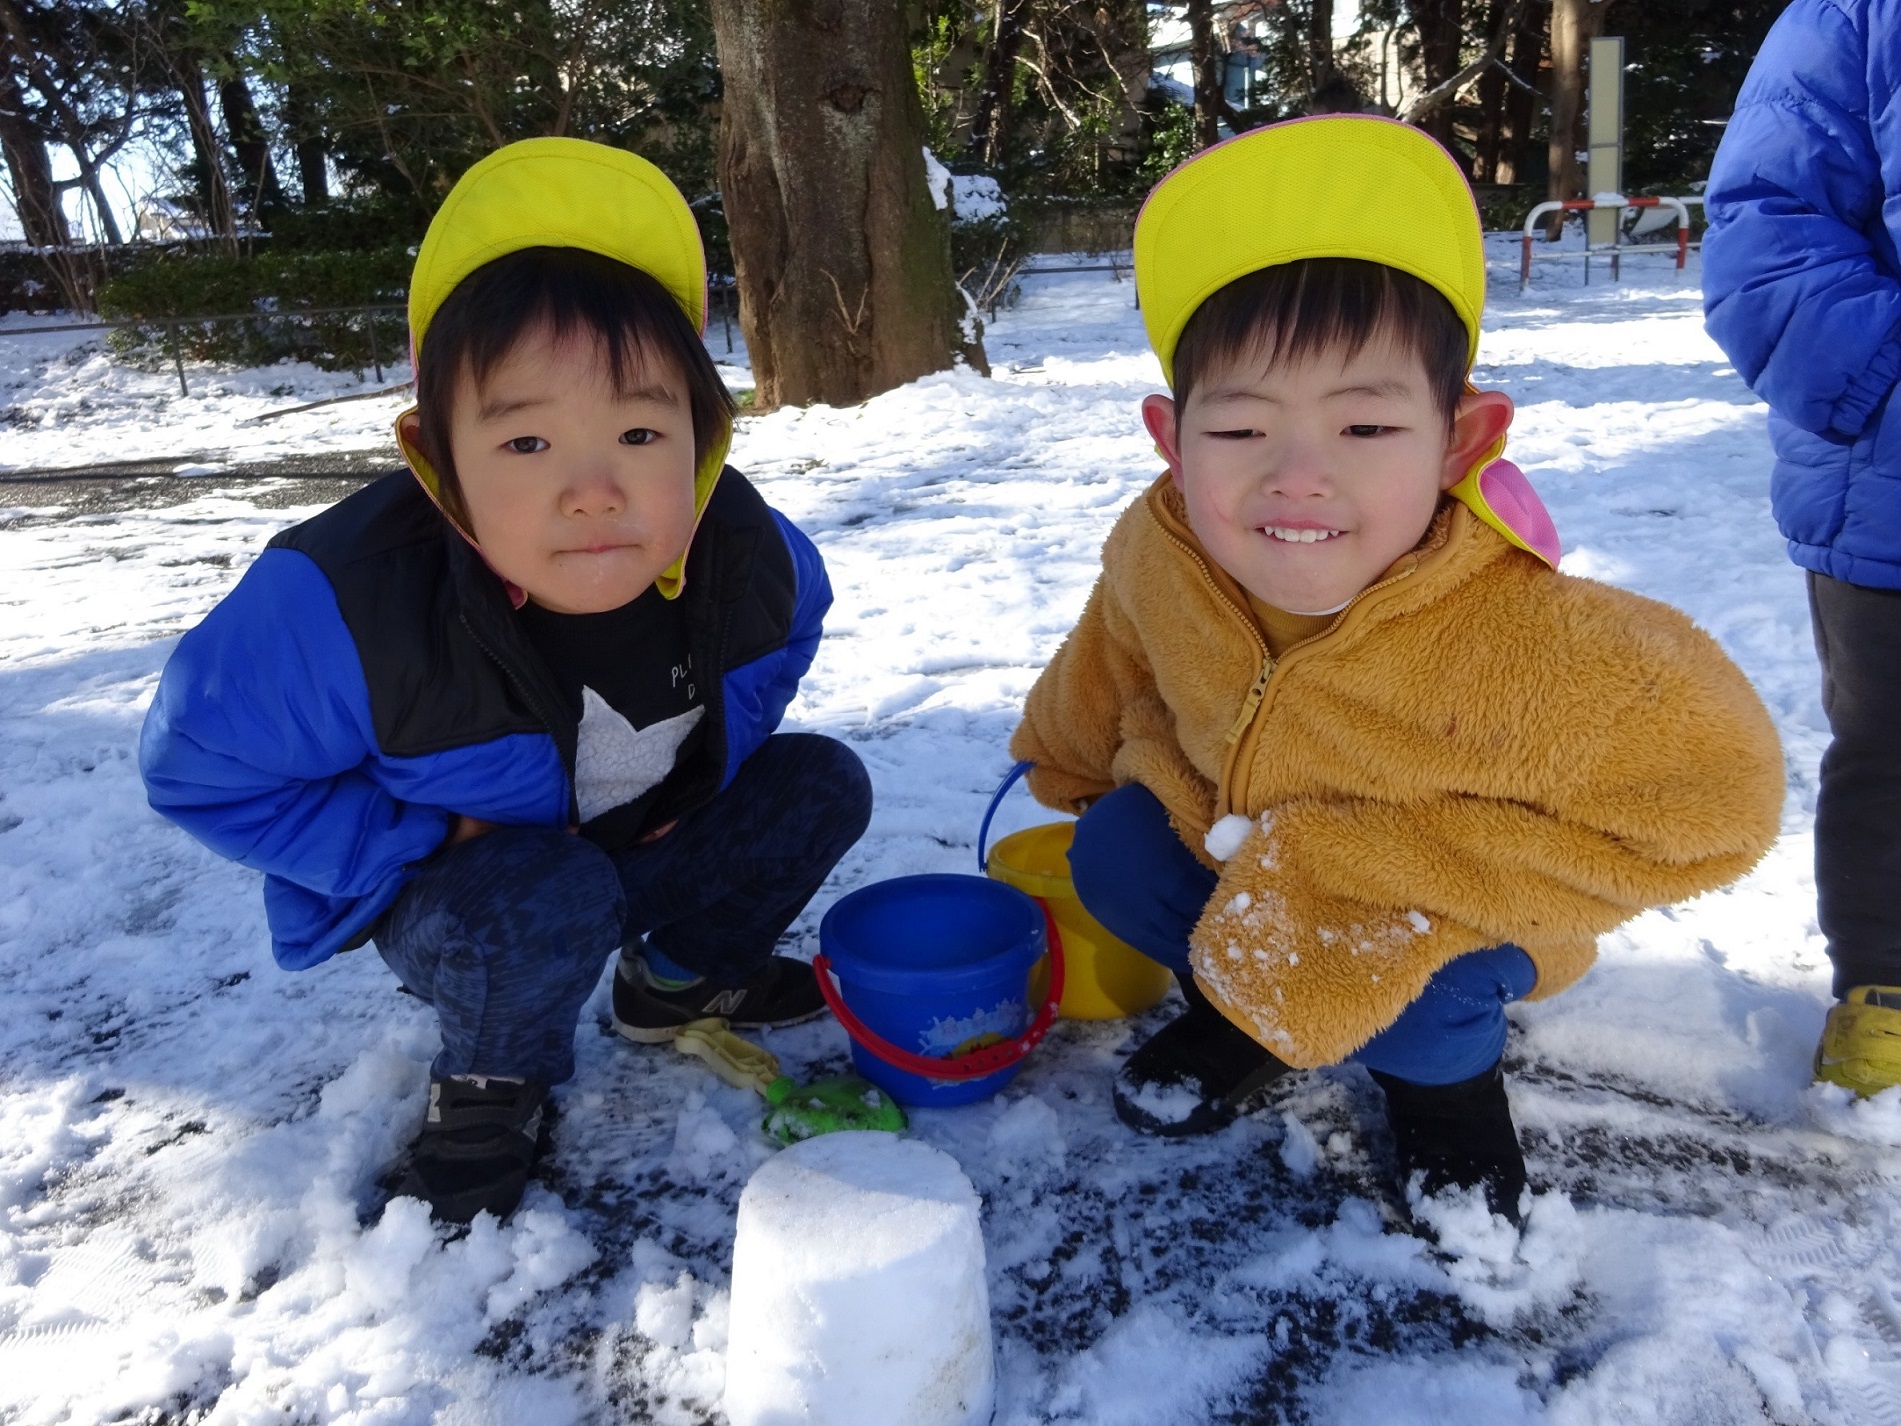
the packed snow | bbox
[2,239,1899,1424]
[1204,813,1256,863]
[724,1132,992,1426]
[921,148,1007,226]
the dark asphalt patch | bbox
[0,449,396,520]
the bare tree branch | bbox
[1397,0,1528,126]
[1493,55,1540,96]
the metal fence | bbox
[0,302,407,397]
[1517,195,1702,292]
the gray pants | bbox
[1810,572,1901,996]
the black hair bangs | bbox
[1171,258,1470,422]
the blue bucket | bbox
[817,874,1049,1107]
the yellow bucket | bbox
[985,821,1173,1021]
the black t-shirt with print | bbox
[516,586,706,850]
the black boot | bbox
[398,1075,549,1224]
[1113,981,1292,1137]
[1371,1062,1528,1225]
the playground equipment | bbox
[1519,194,1695,293]
[667,1017,907,1144]
[804,761,1193,1108]
[815,873,1064,1107]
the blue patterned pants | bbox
[373,733,872,1083]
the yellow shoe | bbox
[1814,986,1901,1096]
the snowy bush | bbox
[922,147,1029,315]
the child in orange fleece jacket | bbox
[1010,118,1783,1224]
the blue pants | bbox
[373,733,872,1084]
[1068,783,1535,1086]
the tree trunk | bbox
[1410,0,1464,159]
[218,66,284,221]
[1309,0,1336,97]
[1185,0,1222,149]
[1547,0,1608,214]
[1474,1,1506,180]
[285,85,328,206]
[1095,0,1151,156]
[708,0,982,410]
[0,65,66,246]
[76,165,119,245]
[296,137,329,207]
[0,0,119,243]
[1499,0,1544,184]
[0,53,90,308]
[172,52,236,243]
[969,0,1023,168]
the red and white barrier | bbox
[1520,195,1694,293]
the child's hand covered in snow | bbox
[1187,805,1483,1068]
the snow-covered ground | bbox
[4,243,1900,1425]
[0,306,752,474]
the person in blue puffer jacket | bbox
[138,139,872,1221]
[1703,0,1901,1098]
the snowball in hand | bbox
[1204,814,1255,862]
[722,1131,994,1426]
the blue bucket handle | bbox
[977,759,1035,873]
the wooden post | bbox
[167,322,188,398]
[366,311,384,382]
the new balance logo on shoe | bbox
[613,953,827,1041]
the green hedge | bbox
[1473,185,1543,235]
[96,247,413,374]
[267,195,430,254]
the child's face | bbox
[442,324,700,614]
[1144,336,1511,613]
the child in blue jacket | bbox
[1703,0,1901,1096]
[139,139,871,1221]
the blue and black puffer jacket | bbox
[1704,0,1901,589]
[139,467,829,970]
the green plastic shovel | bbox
[671,1016,906,1144]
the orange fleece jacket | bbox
[1010,476,1784,1067]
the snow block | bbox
[723,1131,994,1426]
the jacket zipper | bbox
[1150,519,1273,816]
[1225,661,1272,743]
[1153,511,1423,818]
[650,542,731,829]
[1223,562,1421,815]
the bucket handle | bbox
[811,903,1067,1083]
[977,759,1036,872]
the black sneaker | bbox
[397,1075,549,1224]
[611,950,829,1043]
[1371,1062,1528,1225]
[1113,989,1292,1137]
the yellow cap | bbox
[399,137,728,600]
[1134,116,1485,385]
[408,136,707,352]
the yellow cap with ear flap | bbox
[1134,116,1559,567]
[398,135,730,599]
